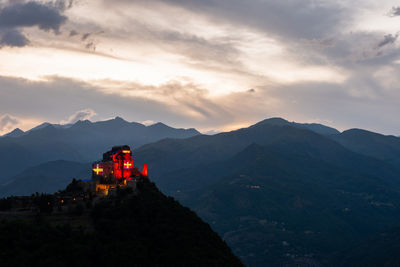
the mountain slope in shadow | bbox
[134,119,400,194]
[177,143,400,266]
[0,179,243,267]
[0,160,89,197]
[331,128,400,166]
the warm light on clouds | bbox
[0,0,349,95]
[0,47,181,84]
[0,114,42,135]
[0,44,251,97]
[0,0,400,135]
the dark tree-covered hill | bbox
[0,179,243,267]
[339,226,400,267]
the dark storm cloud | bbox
[377,34,398,48]
[0,1,67,32]
[0,28,29,47]
[0,1,70,47]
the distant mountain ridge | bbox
[27,122,74,133]
[0,117,200,181]
[133,118,399,193]
[332,128,400,166]
[2,128,25,138]
[254,117,341,135]
[0,123,73,138]
[0,160,89,197]
[2,116,399,199]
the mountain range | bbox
[134,117,400,266]
[0,117,199,182]
[1,117,400,266]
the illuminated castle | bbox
[91,145,147,195]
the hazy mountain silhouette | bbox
[134,119,399,194]
[254,117,340,135]
[331,128,400,166]
[26,122,73,133]
[0,160,89,197]
[2,128,25,138]
[0,117,199,181]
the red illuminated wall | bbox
[110,150,133,180]
[93,147,143,181]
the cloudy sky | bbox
[0,0,400,135]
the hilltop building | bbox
[90,145,148,196]
[0,145,148,213]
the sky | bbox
[0,0,400,135]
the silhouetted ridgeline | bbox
[0,179,243,267]
[0,117,199,181]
